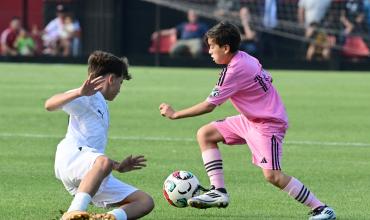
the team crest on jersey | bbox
[209,87,220,97]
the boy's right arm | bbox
[44,75,105,111]
[44,89,82,111]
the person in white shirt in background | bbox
[43,4,72,56]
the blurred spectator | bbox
[239,7,258,55]
[305,22,334,61]
[339,0,370,59]
[214,0,258,55]
[214,0,241,17]
[68,14,82,57]
[298,0,332,61]
[14,28,35,56]
[60,15,75,40]
[43,4,71,56]
[59,14,81,56]
[151,10,208,58]
[364,0,370,28]
[30,24,44,55]
[1,17,21,56]
[340,0,367,35]
[259,0,279,59]
[298,0,332,30]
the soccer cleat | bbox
[89,213,116,220]
[187,187,229,209]
[308,205,336,220]
[60,210,90,220]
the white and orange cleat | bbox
[60,210,90,220]
[89,213,116,220]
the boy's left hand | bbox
[115,155,147,173]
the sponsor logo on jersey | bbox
[209,87,220,97]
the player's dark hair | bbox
[204,21,241,53]
[88,50,131,80]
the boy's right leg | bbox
[76,156,113,196]
[187,123,231,209]
[63,156,113,219]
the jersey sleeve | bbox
[206,68,239,106]
[62,93,88,116]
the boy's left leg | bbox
[90,190,154,220]
[253,132,336,220]
[246,127,335,219]
[86,173,154,220]
[262,169,336,220]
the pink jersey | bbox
[206,51,288,132]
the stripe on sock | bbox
[295,186,311,204]
[204,159,223,173]
[202,148,225,189]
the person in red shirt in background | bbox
[1,17,21,56]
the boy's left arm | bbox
[159,101,216,120]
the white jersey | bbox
[54,91,138,206]
[298,0,331,27]
[58,91,109,154]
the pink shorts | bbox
[212,115,286,170]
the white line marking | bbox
[1,132,369,147]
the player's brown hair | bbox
[204,21,241,53]
[88,50,131,80]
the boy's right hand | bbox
[159,103,176,119]
[79,74,106,96]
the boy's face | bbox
[207,38,230,65]
[105,74,124,101]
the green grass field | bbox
[0,63,369,220]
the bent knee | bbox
[136,191,155,214]
[263,171,282,185]
[143,194,155,214]
[94,156,113,173]
[196,124,217,142]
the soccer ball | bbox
[163,170,201,208]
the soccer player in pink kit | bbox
[159,21,336,220]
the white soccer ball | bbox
[163,170,201,208]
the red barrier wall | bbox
[0,0,43,33]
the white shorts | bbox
[54,145,138,208]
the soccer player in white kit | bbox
[45,51,154,220]
[159,22,336,220]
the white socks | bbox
[67,192,92,212]
[108,208,127,220]
[67,192,127,220]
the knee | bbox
[145,195,155,214]
[139,192,155,215]
[263,171,282,186]
[196,125,212,143]
[95,156,113,174]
